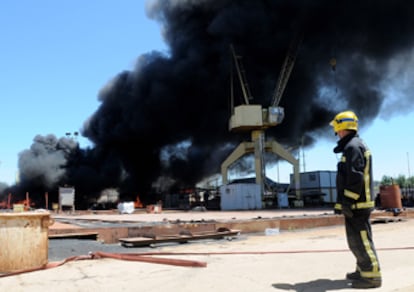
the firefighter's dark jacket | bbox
[333,132,375,212]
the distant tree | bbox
[380,175,394,185]
[395,175,407,187]
[381,175,414,187]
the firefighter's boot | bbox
[351,277,382,289]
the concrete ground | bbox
[51,208,335,223]
[1,210,414,292]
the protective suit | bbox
[330,111,381,289]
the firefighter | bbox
[330,110,382,289]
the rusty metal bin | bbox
[0,211,51,273]
[379,184,403,209]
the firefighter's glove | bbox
[342,202,353,218]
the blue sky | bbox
[1,1,413,186]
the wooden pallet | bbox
[119,228,240,247]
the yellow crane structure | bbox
[221,41,302,206]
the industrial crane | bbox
[221,35,303,206]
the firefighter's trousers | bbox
[345,210,381,279]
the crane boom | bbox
[230,44,253,105]
[271,34,303,107]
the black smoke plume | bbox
[2,0,414,206]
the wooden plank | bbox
[49,232,99,240]
[119,229,240,247]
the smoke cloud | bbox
[3,0,414,205]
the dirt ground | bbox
[1,216,414,292]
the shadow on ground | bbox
[272,278,351,291]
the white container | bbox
[220,183,262,210]
[291,171,336,189]
[0,211,51,273]
[289,171,338,203]
[117,202,135,214]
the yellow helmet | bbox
[330,111,358,133]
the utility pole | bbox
[407,152,412,201]
[301,136,306,173]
